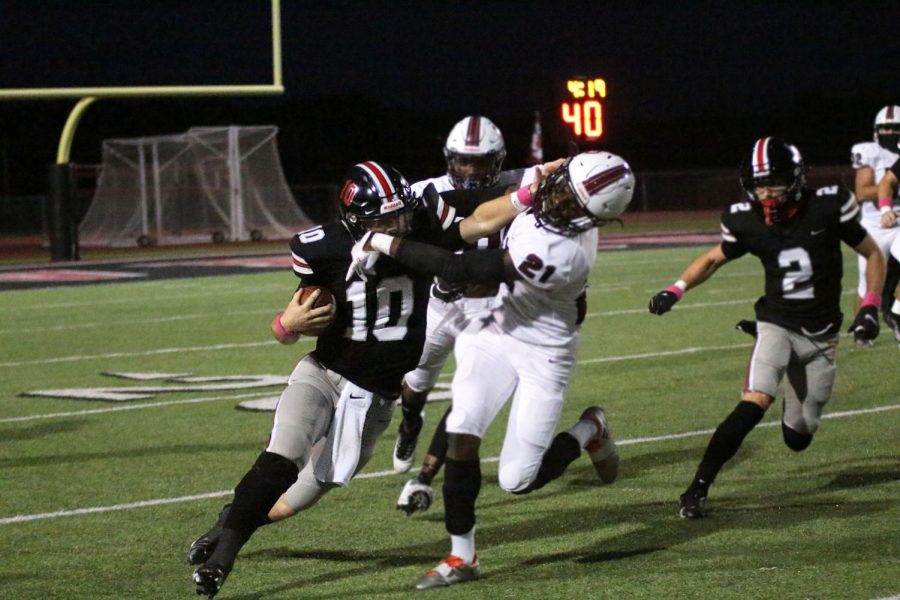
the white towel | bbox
[313,381,373,485]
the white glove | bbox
[345,231,380,281]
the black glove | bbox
[848,305,880,342]
[735,320,758,338]
[648,290,680,315]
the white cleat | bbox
[415,555,480,589]
[580,406,620,484]
[396,478,433,515]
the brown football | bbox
[299,285,335,308]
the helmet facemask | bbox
[444,151,504,189]
[875,125,900,152]
[740,138,806,227]
[533,163,598,235]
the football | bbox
[299,285,335,308]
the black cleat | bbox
[392,413,424,474]
[187,504,231,565]
[192,563,228,599]
[678,490,708,519]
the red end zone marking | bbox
[0,270,146,283]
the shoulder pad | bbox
[288,223,348,278]
[850,141,878,169]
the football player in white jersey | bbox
[396,116,535,514]
[875,155,900,336]
[850,105,900,344]
[394,115,508,479]
[349,151,634,588]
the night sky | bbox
[1,0,899,195]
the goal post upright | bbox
[0,0,285,260]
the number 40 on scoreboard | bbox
[560,77,605,139]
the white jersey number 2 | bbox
[778,247,814,300]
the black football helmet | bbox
[338,161,418,239]
[739,137,807,226]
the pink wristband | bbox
[273,312,298,339]
[878,198,893,208]
[861,292,881,309]
[666,284,685,300]
[516,185,535,208]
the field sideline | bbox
[0,241,897,599]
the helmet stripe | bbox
[889,106,896,120]
[583,164,630,194]
[359,161,396,198]
[753,138,770,176]
[465,116,481,147]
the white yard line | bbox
[0,341,283,368]
[0,391,277,424]
[1,401,896,526]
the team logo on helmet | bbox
[340,181,360,206]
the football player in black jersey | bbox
[189,161,556,599]
[648,138,886,519]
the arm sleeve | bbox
[438,185,508,215]
[394,239,508,283]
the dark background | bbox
[1,0,899,197]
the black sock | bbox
[514,432,581,494]
[208,451,298,569]
[443,458,481,535]
[690,401,765,494]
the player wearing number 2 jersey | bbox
[350,151,634,588]
[189,161,531,599]
[648,137,885,520]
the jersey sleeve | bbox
[719,206,749,260]
[836,188,867,246]
[850,142,876,170]
[421,183,457,229]
[289,234,314,280]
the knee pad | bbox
[782,421,813,452]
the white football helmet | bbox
[874,105,900,150]
[443,115,506,189]
[533,151,634,234]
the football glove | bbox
[345,231,379,282]
[735,319,758,338]
[648,290,680,315]
[848,304,879,342]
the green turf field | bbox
[0,243,897,600]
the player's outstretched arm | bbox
[855,234,886,303]
[648,244,729,315]
[458,158,566,243]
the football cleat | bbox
[853,327,874,348]
[393,412,424,474]
[187,503,231,565]
[192,563,228,599]
[580,406,620,484]
[678,490,708,519]
[397,477,434,515]
[415,555,480,589]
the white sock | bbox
[450,527,476,563]
[566,418,598,448]
[892,299,900,315]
